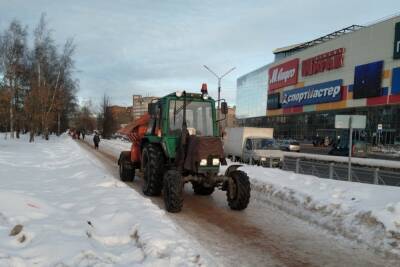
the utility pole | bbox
[348,116,353,182]
[203,65,236,111]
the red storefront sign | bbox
[302,48,345,77]
[268,58,299,91]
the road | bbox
[78,140,398,267]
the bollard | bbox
[373,168,379,185]
[269,157,273,168]
[295,158,300,173]
[329,163,334,179]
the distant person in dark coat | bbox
[93,132,100,150]
[82,130,86,140]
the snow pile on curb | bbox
[282,151,400,169]
[0,135,213,266]
[221,162,400,256]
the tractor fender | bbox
[224,164,243,177]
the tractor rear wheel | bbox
[191,182,215,195]
[142,144,164,196]
[226,170,251,210]
[163,170,183,212]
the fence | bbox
[281,156,400,186]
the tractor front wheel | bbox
[226,170,251,210]
[163,170,183,212]
[142,144,164,196]
[118,151,135,182]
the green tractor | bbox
[118,88,250,212]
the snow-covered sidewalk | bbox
[0,135,213,266]
[222,163,400,256]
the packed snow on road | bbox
[0,134,213,266]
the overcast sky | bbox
[0,0,399,106]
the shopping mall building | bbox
[236,15,400,145]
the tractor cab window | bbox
[146,104,161,135]
[169,100,213,136]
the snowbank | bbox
[283,151,400,169]
[221,162,400,255]
[0,134,213,266]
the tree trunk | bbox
[57,112,60,136]
[9,78,14,139]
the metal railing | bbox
[282,156,400,186]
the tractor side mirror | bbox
[148,103,157,116]
[221,102,228,115]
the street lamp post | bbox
[203,65,236,110]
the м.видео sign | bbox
[268,58,299,91]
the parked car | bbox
[279,139,301,152]
[328,140,368,157]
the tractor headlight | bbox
[261,157,266,161]
[202,93,209,100]
[199,159,207,166]
[212,158,220,166]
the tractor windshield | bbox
[169,100,213,136]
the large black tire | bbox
[191,182,215,195]
[226,170,251,210]
[141,144,164,196]
[163,170,183,213]
[118,151,135,182]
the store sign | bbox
[281,79,342,108]
[394,22,400,59]
[302,48,345,77]
[268,58,299,91]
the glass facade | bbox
[236,64,269,119]
[239,105,400,145]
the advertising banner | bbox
[267,92,280,110]
[394,22,400,59]
[353,61,383,99]
[281,79,342,108]
[268,58,299,91]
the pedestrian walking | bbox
[82,130,86,140]
[93,132,100,150]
